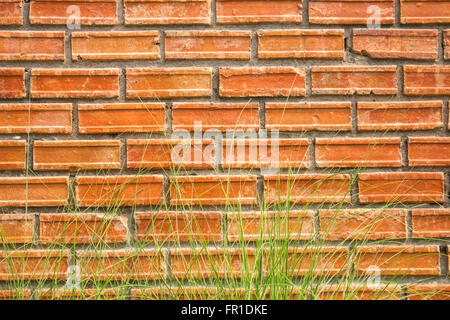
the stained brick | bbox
[0,290,31,300]
[0,31,64,60]
[36,288,126,300]
[0,214,34,243]
[407,284,450,300]
[412,209,450,238]
[400,0,450,24]
[131,287,250,300]
[445,30,450,60]
[404,65,450,96]
[0,140,26,170]
[0,0,22,25]
[0,68,25,98]
[312,285,402,300]
[408,137,450,166]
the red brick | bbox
[222,138,310,168]
[125,0,211,24]
[30,0,117,25]
[217,0,302,23]
[265,102,352,131]
[0,176,68,207]
[31,69,119,99]
[135,211,222,242]
[72,31,159,61]
[358,172,444,203]
[219,67,306,97]
[0,140,26,170]
[36,288,126,300]
[319,209,407,240]
[312,284,402,300]
[34,140,121,171]
[0,214,34,243]
[40,213,128,244]
[127,67,212,98]
[165,30,250,60]
[227,210,314,242]
[311,66,397,95]
[315,137,402,167]
[170,175,257,206]
[263,174,351,204]
[0,68,24,98]
[0,0,22,25]
[400,0,450,23]
[131,287,251,300]
[0,250,69,280]
[78,103,165,134]
[172,102,259,131]
[78,249,165,281]
[354,246,440,276]
[445,30,450,60]
[407,284,450,300]
[76,175,164,207]
[404,65,450,96]
[0,290,31,300]
[412,209,450,238]
[408,137,450,166]
[357,101,443,131]
[127,139,214,170]
[170,248,256,279]
[0,31,64,60]
[258,29,345,59]
[309,0,395,24]
[353,29,438,59]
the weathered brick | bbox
[404,65,450,96]
[263,174,351,204]
[412,209,450,238]
[170,175,257,205]
[0,290,31,300]
[445,30,450,60]
[407,284,450,300]
[265,102,352,131]
[78,103,165,134]
[34,140,121,171]
[0,0,22,25]
[400,0,450,24]
[353,29,438,59]
[131,287,250,300]
[358,172,444,203]
[408,137,450,166]
[0,68,24,98]
[40,213,128,244]
[125,0,211,24]
[127,67,212,98]
[0,176,68,207]
[0,31,64,60]
[72,31,159,61]
[76,175,164,207]
[219,67,306,97]
[315,137,402,167]
[311,66,397,95]
[0,140,26,170]
[31,69,120,99]
[36,288,126,300]
[0,214,34,243]
[312,284,402,300]
[357,101,443,131]
[258,29,345,59]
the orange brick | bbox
[407,284,450,300]
[309,0,395,24]
[39,213,128,244]
[0,68,24,98]
[127,139,215,169]
[0,176,68,207]
[31,69,119,98]
[319,209,407,240]
[400,0,450,23]
[445,30,450,60]
[78,250,165,281]
[258,29,345,59]
[126,67,212,98]
[0,140,26,170]
[408,137,450,166]
[0,250,69,280]
[170,175,257,206]
[265,102,352,131]
[404,65,450,96]
[357,101,443,131]
[219,67,306,97]
[131,287,251,300]
[222,138,310,168]
[358,172,444,203]
[311,66,397,95]
[412,209,450,238]
[30,0,117,25]
[36,288,126,300]
[0,214,34,243]
[135,211,222,242]
[0,31,64,60]
[172,102,259,131]
[76,175,164,207]
[78,103,165,134]
[0,0,22,25]
[0,290,31,300]
[315,137,402,167]
[72,31,159,61]
[165,30,251,60]
[34,140,121,171]
[216,0,302,23]
[354,246,441,276]
[125,0,211,24]
[227,210,314,241]
[353,29,438,59]
[263,174,351,204]
[312,284,402,300]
